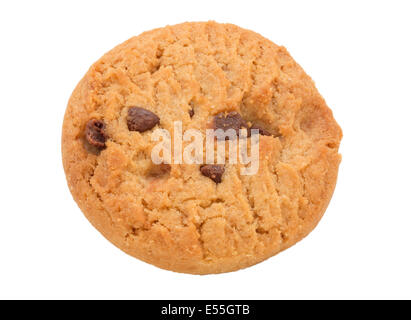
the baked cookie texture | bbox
[62,21,342,274]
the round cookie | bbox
[62,21,342,274]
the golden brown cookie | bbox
[62,21,342,274]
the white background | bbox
[0,0,410,300]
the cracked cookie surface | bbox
[62,21,342,274]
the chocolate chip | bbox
[213,112,249,140]
[85,119,107,149]
[189,100,195,118]
[249,124,272,137]
[127,107,160,132]
[200,165,225,183]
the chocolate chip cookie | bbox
[62,21,342,274]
